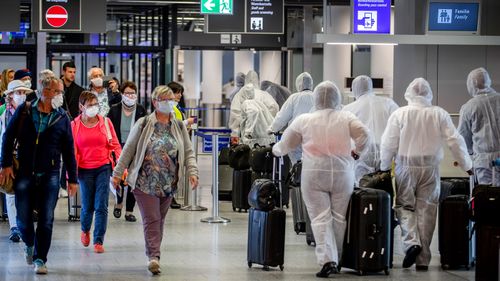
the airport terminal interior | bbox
[1,0,500,280]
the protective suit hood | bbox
[352,75,373,99]
[404,78,433,107]
[261,80,273,91]
[296,72,313,92]
[467,67,495,97]
[314,81,342,110]
[245,70,260,88]
[235,72,245,87]
[241,83,256,100]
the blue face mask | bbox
[156,100,173,114]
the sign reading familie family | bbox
[352,0,391,34]
[40,0,81,32]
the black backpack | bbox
[228,144,251,170]
[250,144,273,173]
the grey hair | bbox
[40,76,62,89]
[38,69,56,88]
[151,85,174,100]
[87,67,104,80]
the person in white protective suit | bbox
[229,70,278,144]
[229,72,245,103]
[273,81,371,278]
[343,75,399,185]
[261,81,291,109]
[268,72,315,164]
[458,67,500,186]
[239,84,275,146]
[380,78,473,271]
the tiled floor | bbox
[0,154,476,281]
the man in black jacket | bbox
[61,61,84,119]
[0,75,78,274]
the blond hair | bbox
[151,85,174,100]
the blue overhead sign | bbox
[353,0,391,34]
[428,2,479,32]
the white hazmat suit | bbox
[269,72,315,163]
[273,81,371,266]
[458,67,500,186]
[240,84,275,146]
[229,71,278,138]
[380,78,472,267]
[343,75,399,184]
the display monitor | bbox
[426,0,481,35]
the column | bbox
[259,51,281,84]
[36,32,47,77]
[234,51,254,78]
[201,50,223,127]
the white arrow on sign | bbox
[204,0,215,11]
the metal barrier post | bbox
[201,134,230,223]
[181,125,207,211]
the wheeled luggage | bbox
[0,193,7,221]
[339,188,391,276]
[232,169,252,212]
[247,134,286,271]
[474,224,500,281]
[218,164,233,201]
[439,177,469,202]
[358,171,395,267]
[290,187,307,234]
[68,187,81,221]
[305,208,316,246]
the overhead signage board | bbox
[0,0,20,32]
[201,0,233,15]
[352,0,391,34]
[40,0,81,32]
[246,0,284,34]
[206,0,284,34]
[427,2,480,33]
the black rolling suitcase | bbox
[339,188,391,276]
[290,187,306,234]
[68,188,81,221]
[305,208,316,246]
[359,171,395,267]
[439,177,469,202]
[247,134,286,271]
[232,169,252,212]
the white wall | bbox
[201,50,223,104]
[259,51,281,84]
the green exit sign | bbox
[201,0,233,15]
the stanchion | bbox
[201,134,231,223]
[181,125,207,211]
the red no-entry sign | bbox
[45,5,68,28]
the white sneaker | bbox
[33,259,48,274]
[59,188,68,198]
[148,259,161,275]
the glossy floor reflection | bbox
[0,155,475,281]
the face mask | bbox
[13,94,26,106]
[122,95,137,107]
[156,100,173,114]
[24,80,32,89]
[85,105,99,118]
[169,100,178,108]
[51,94,64,109]
[91,77,103,87]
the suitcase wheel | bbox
[279,265,284,271]
[441,264,449,270]
[357,270,364,276]
[262,265,270,271]
[247,262,252,268]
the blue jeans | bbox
[78,164,111,245]
[14,171,60,263]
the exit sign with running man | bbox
[201,0,233,15]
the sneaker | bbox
[148,258,161,275]
[33,259,48,274]
[403,245,422,268]
[124,213,137,222]
[9,227,21,243]
[58,188,68,198]
[81,231,90,247]
[24,246,34,265]
[316,261,339,278]
[94,243,105,253]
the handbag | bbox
[247,178,278,211]
[228,144,251,170]
[0,102,31,194]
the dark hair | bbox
[79,91,97,105]
[168,81,184,94]
[63,61,76,71]
[119,80,137,93]
[111,77,120,85]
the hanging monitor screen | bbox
[352,0,391,34]
[427,2,480,34]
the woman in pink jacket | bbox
[71,91,122,253]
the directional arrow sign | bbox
[201,0,233,15]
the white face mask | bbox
[51,94,64,109]
[13,93,26,106]
[24,80,32,89]
[169,100,178,108]
[122,95,137,107]
[85,105,99,118]
[156,100,173,114]
[91,77,103,87]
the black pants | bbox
[116,182,136,212]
